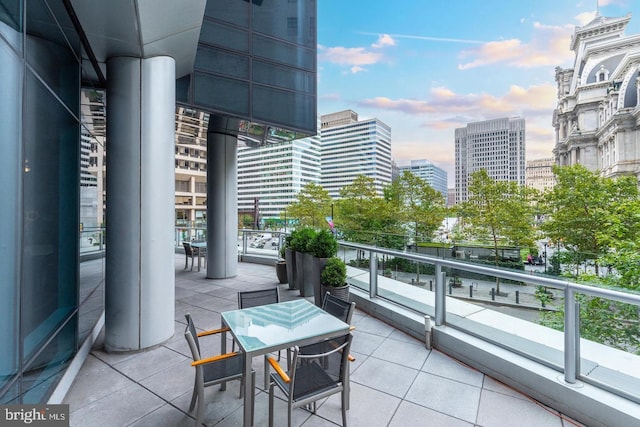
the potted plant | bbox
[320,257,349,302]
[290,227,317,296]
[275,245,288,284]
[308,229,339,306]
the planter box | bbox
[300,252,315,297]
[321,284,350,303]
[295,251,305,292]
[275,260,287,284]
[311,257,329,306]
[285,248,297,289]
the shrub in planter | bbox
[289,227,316,253]
[290,227,317,296]
[308,229,338,258]
[308,229,339,305]
[320,257,349,302]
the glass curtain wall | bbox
[0,0,84,404]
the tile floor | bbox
[63,255,583,427]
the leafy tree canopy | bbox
[384,170,446,242]
[284,182,332,228]
[541,164,639,276]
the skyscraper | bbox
[237,133,321,221]
[398,159,448,200]
[320,110,392,198]
[455,117,526,203]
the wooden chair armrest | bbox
[267,356,290,383]
[192,351,238,366]
[197,327,230,337]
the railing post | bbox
[564,287,579,384]
[242,231,248,255]
[435,263,445,326]
[369,250,378,298]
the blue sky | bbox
[316,0,640,186]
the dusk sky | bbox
[316,0,640,186]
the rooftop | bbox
[63,255,584,427]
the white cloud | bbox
[358,83,556,120]
[372,34,396,48]
[318,46,382,66]
[457,20,574,70]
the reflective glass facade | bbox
[0,0,92,403]
[0,0,316,404]
[178,0,317,136]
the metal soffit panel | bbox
[69,0,205,79]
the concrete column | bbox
[105,56,175,351]
[206,116,239,278]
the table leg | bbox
[220,320,227,391]
[243,353,253,427]
[264,355,270,391]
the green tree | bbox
[239,214,254,229]
[335,175,403,248]
[537,165,640,353]
[542,164,639,276]
[284,182,332,228]
[385,171,446,283]
[459,169,536,293]
[385,170,446,242]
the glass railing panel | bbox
[340,245,369,292]
[241,229,283,257]
[79,228,104,254]
[374,255,437,315]
[572,292,640,403]
[175,226,207,246]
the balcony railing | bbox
[171,227,640,404]
[223,229,640,409]
[332,240,640,405]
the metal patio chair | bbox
[184,313,254,427]
[268,333,353,427]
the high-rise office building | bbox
[237,133,321,221]
[526,158,556,193]
[553,13,640,181]
[320,110,392,198]
[174,107,209,227]
[398,159,448,200]
[1,0,317,404]
[455,117,526,203]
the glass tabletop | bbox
[222,299,350,353]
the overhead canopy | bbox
[69,0,206,82]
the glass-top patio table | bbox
[221,298,350,427]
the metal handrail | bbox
[336,240,640,385]
[338,241,640,305]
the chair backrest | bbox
[322,292,356,324]
[183,242,194,256]
[237,288,280,309]
[184,313,201,359]
[289,333,353,398]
